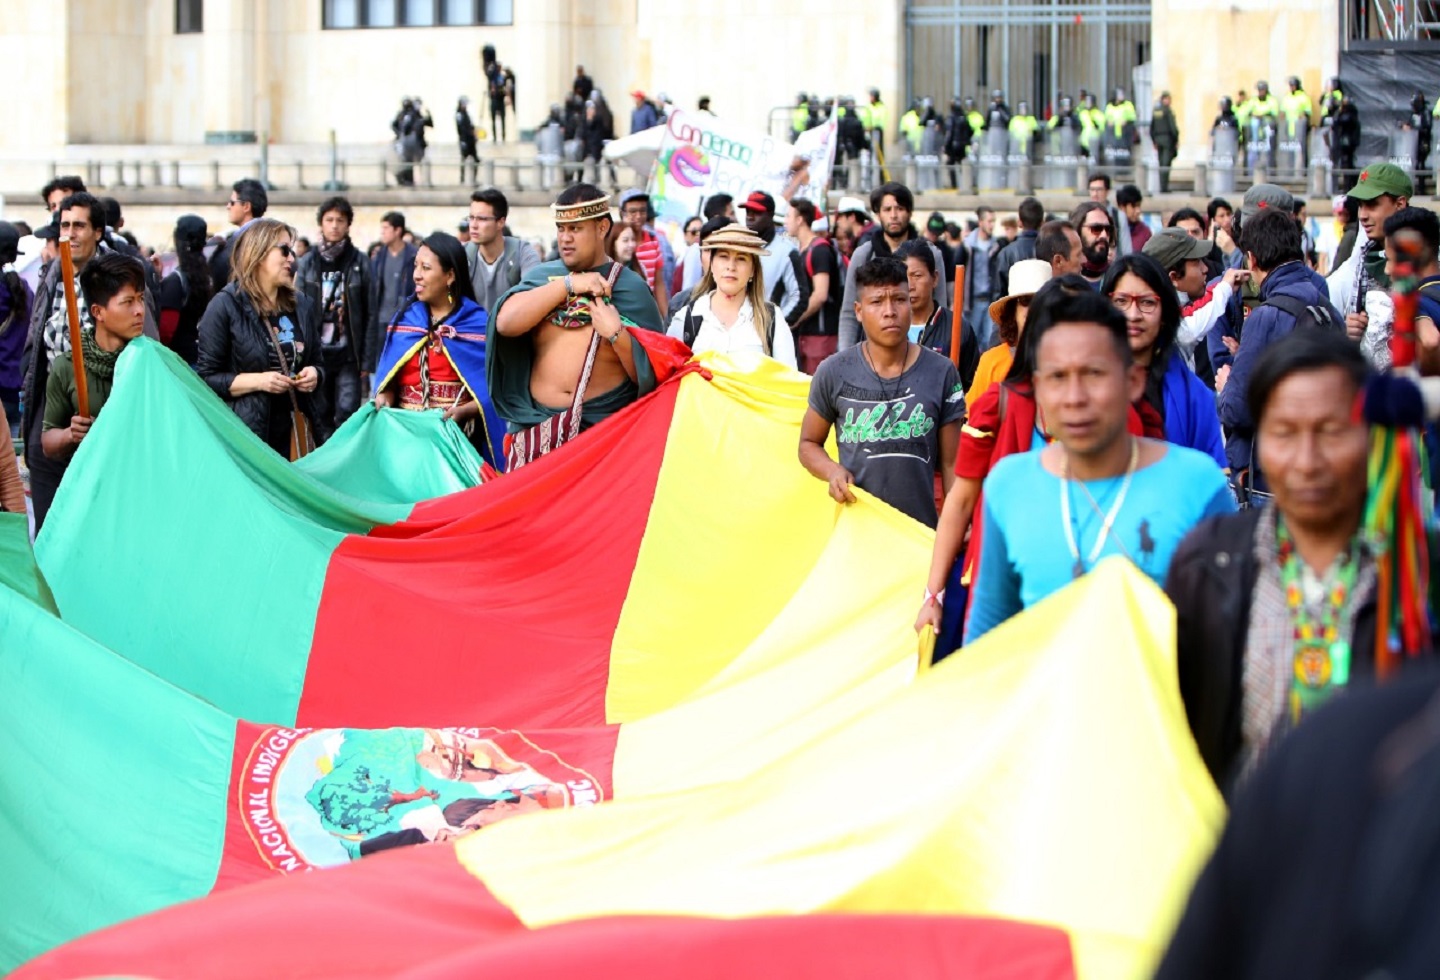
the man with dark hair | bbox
[1329,162,1413,369]
[1206,197,1233,232]
[921,211,957,289]
[701,194,733,221]
[1067,201,1115,285]
[210,177,269,287]
[1169,208,1207,238]
[622,189,679,318]
[1170,206,1229,282]
[785,197,843,370]
[799,256,964,528]
[40,175,87,213]
[1152,92,1179,192]
[1116,184,1150,253]
[679,194,738,291]
[1165,329,1378,795]
[1035,219,1083,279]
[738,190,806,327]
[489,184,668,455]
[1384,206,1440,374]
[838,181,950,349]
[993,197,1045,298]
[960,205,999,349]
[1087,172,1112,204]
[1206,197,1243,270]
[455,96,478,185]
[371,210,416,342]
[1215,209,1344,481]
[465,188,540,316]
[1144,226,1249,371]
[294,195,374,442]
[22,192,158,529]
[965,289,1233,643]
[40,253,147,470]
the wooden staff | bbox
[949,264,966,370]
[58,239,89,418]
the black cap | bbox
[926,211,946,233]
[35,222,59,241]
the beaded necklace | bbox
[1277,520,1360,723]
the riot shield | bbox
[1277,116,1308,179]
[976,127,1009,191]
[1209,127,1239,194]
[1042,127,1080,190]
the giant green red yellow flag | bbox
[5,341,1224,978]
[7,556,1220,980]
[33,340,920,730]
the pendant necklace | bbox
[863,339,911,404]
[1060,437,1140,579]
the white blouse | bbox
[666,292,797,368]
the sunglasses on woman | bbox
[273,242,297,259]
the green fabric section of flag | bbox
[0,578,235,973]
[295,402,482,505]
[0,514,54,613]
[33,340,474,724]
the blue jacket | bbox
[1160,352,1228,469]
[374,296,505,469]
[631,101,660,133]
[1216,261,1343,471]
[1207,264,1331,372]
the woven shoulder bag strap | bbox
[562,262,626,441]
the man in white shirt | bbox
[738,190,808,327]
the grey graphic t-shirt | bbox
[809,345,966,527]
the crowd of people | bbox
[4,147,1440,966]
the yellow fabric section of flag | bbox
[605,352,888,723]
[457,559,1224,980]
[611,492,928,797]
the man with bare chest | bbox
[488,184,666,447]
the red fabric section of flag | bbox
[298,382,681,729]
[14,846,516,980]
[405,912,1077,980]
[19,838,1076,980]
[628,325,695,387]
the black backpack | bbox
[680,298,777,350]
[1260,294,1343,334]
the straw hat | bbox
[989,258,1053,326]
[699,224,770,257]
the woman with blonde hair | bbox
[666,224,796,367]
[197,218,323,457]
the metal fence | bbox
[906,0,1151,116]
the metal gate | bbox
[906,1,1152,121]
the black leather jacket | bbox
[196,283,323,446]
[293,243,376,372]
[1165,509,1378,795]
